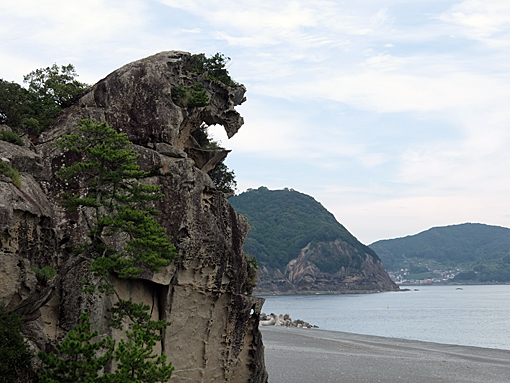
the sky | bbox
[1,0,509,244]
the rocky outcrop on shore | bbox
[0,51,267,383]
[255,241,399,294]
[259,313,318,329]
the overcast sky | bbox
[1,0,509,244]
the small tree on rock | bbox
[0,307,36,382]
[55,119,177,289]
[38,313,113,383]
[106,301,174,383]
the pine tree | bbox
[38,313,113,383]
[107,324,174,383]
[38,310,174,383]
[105,302,174,383]
[55,119,177,288]
[0,307,35,382]
[38,119,176,382]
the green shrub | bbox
[245,253,259,286]
[188,83,209,106]
[21,118,41,135]
[0,159,21,187]
[0,64,88,136]
[31,266,57,285]
[187,53,238,87]
[0,307,36,382]
[170,86,187,105]
[38,313,113,383]
[0,130,24,146]
[171,83,209,108]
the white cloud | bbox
[327,192,510,244]
[438,0,510,41]
[157,0,318,31]
[180,28,202,34]
[0,0,145,43]
[0,0,147,82]
[209,98,390,172]
[155,0,397,51]
[257,66,507,115]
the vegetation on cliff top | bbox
[229,186,379,272]
[171,83,209,108]
[187,53,238,87]
[370,223,510,282]
[0,64,88,135]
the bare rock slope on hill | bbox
[0,51,267,383]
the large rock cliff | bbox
[0,51,267,382]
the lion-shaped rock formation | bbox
[0,51,267,383]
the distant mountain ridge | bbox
[229,187,398,293]
[369,223,510,282]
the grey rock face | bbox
[256,240,399,294]
[0,141,47,180]
[0,51,267,382]
[155,142,187,158]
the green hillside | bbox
[369,223,510,282]
[229,186,379,272]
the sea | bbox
[257,284,510,350]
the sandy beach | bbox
[260,326,510,383]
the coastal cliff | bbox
[0,51,267,382]
[229,187,398,294]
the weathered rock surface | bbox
[0,51,267,382]
[256,240,398,294]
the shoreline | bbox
[254,289,399,296]
[261,326,510,383]
[254,282,510,296]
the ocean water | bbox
[257,285,510,350]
